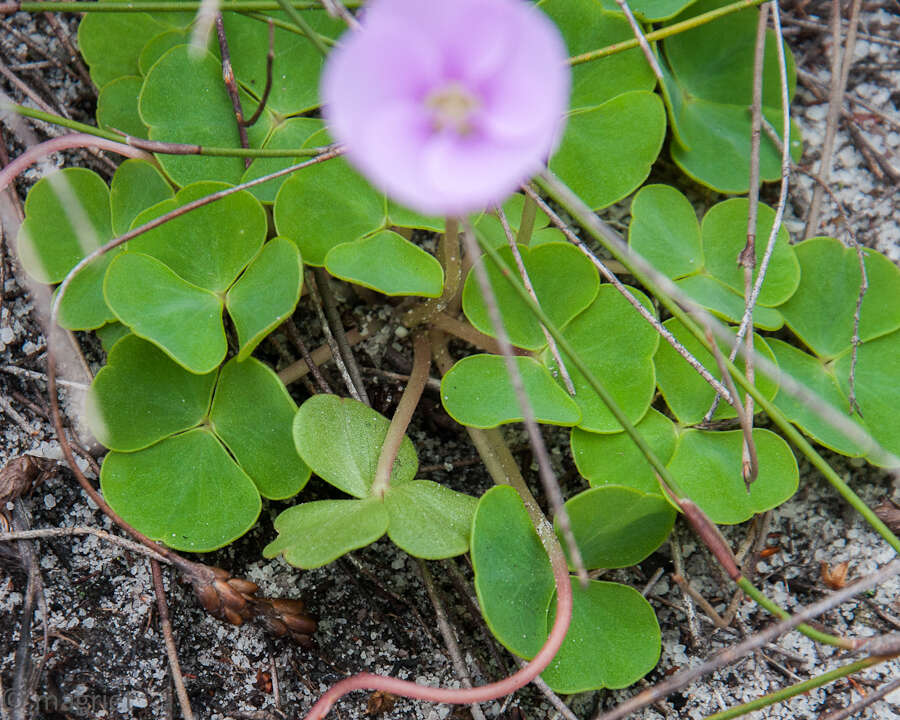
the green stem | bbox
[536,170,900,555]
[569,0,767,65]
[704,656,885,720]
[737,578,851,648]
[243,10,334,42]
[9,0,360,11]
[273,0,331,57]
[515,194,538,247]
[8,104,326,158]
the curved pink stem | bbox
[0,133,151,193]
[302,550,572,719]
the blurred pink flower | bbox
[321,0,570,216]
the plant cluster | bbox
[7,0,900,710]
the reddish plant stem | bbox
[300,544,571,719]
[242,18,275,127]
[0,133,151,192]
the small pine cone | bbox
[190,566,256,626]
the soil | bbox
[0,2,899,720]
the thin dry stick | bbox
[613,0,664,83]
[1,20,84,84]
[784,15,900,51]
[0,364,88,389]
[514,658,580,720]
[0,394,34,435]
[417,559,488,720]
[733,1,769,486]
[304,269,359,401]
[9,502,41,720]
[671,573,728,628]
[521,185,735,406]
[641,567,664,597]
[371,331,430,497]
[151,560,195,720]
[319,0,359,29]
[804,0,862,237]
[41,11,93,88]
[592,559,900,720]
[214,12,252,167]
[818,673,900,720]
[314,267,370,405]
[846,243,868,414]
[704,0,791,424]
[0,58,69,119]
[283,317,333,393]
[0,526,172,563]
[461,220,588,587]
[670,529,701,646]
[495,205,575,395]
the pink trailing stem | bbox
[302,550,573,719]
[0,132,151,192]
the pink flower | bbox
[321,0,570,217]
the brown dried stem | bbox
[151,560,195,720]
[242,18,275,127]
[214,12,252,167]
[417,559,488,720]
[818,673,900,720]
[804,0,862,237]
[308,268,370,404]
[283,317,333,393]
[402,218,462,327]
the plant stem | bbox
[313,267,370,405]
[737,578,852,648]
[515,193,537,246]
[568,0,767,65]
[7,102,328,157]
[703,656,886,720]
[403,218,462,328]
[274,0,330,56]
[460,221,588,585]
[371,332,430,498]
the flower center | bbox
[425,82,480,135]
